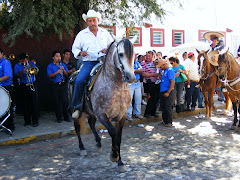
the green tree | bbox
[0,0,181,46]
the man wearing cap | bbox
[71,9,113,119]
[158,59,175,127]
[184,52,199,111]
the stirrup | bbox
[72,110,81,119]
[195,84,200,88]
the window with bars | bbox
[101,26,116,35]
[172,30,184,47]
[150,28,164,47]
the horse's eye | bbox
[119,53,124,57]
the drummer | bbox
[0,47,15,133]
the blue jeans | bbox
[173,82,184,106]
[185,81,199,107]
[71,61,99,109]
[127,81,142,117]
[198,89,204,106]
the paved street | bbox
[1,111,240,180]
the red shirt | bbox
[141,61,157,82]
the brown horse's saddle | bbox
[208,51,219,66]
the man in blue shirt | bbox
[159,59,175,127]
[15,53,39,127]
[0,47,15,132]
[47,50,69,123]
[126,57,143,121]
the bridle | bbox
[218,53,240,91]
[198,53,215,80]
[104,39,132,90]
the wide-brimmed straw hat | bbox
[82,9,101,23]
[208,51,219,66]
[203,31,224,41]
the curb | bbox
[0,105,225,146]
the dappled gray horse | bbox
[72,38,135,172]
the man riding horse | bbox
[71,10,113,119]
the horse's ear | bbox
[196,49,200,54]
[225,47,229,55]
[129,35,138,44]
[110,33,120,42]
[205,49,210,54]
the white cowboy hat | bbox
[82,9,101,23]
[208,51,219,66]
[203,31,224,41]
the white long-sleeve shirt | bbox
[72,27,113,61]
[184,58,200,81]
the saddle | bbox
[68,62,103,111]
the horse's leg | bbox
[74,120,87,156]
[223,91,231,114]
[98,113,119,162]
[208,89,215,117]
[202,91,209,117]
[88,116,102,153]
[230,102,238,130]
[115,118,127,173]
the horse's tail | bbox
[79,112,88,135]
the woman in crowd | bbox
[169,57,187,113]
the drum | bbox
[0,85,11,118]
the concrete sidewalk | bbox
[0,94,226,145]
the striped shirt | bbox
[141,61,157,82]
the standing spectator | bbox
[14,53,39,127]
[0,48,15,132]
[142,51,160,118]
[156,51,162,60]
[47,50,69,122]
[181,52,188,65]
[159,59,175,127]
[62,49,76,77]
[169,57,186,113]
[184,52,200,111]
[71,9,113,119]
[126,57,143,121]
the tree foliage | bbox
[0,0,181,46]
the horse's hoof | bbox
[97,147,102,153]
[230,125,237,130]
[80,150,87,156]
[110,152,119,162]
[118,165,126,173]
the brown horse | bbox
[196,49,231,117]
[217,50,240,130]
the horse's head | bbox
[111,38,135,83]
[196,49,209,76]
[217,49,230,79]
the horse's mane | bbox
[219,51,240,66]
[122,39,134,61]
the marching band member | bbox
[47,50,69,123]
[0,48,15,132]
[14,53,39,127]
